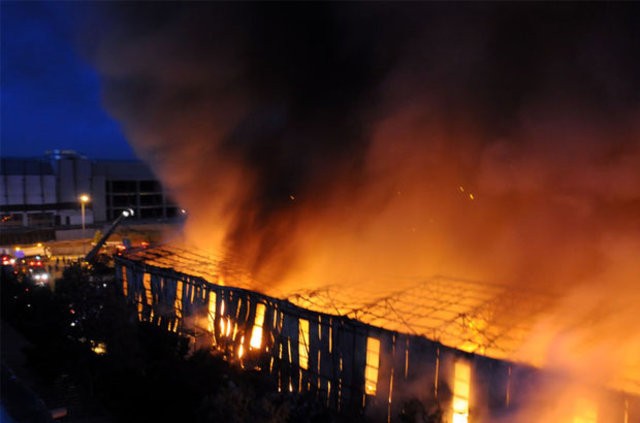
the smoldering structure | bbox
[90,2,640,422]
[115,246,639,422]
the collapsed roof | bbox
[121,245,555,361]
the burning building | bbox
[86,2,640,421]
[114,245,640,422]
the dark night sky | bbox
[1,1,136,160]
[2,1,639,163]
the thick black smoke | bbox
[84,3,409,276]
[83,2,640,284]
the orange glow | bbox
[91,341,107,355]
[250,303,266,349]
[299,318,310,370]
[175,281,183,315]
[207,292,216,333]
[452,361,470,423]
[573,397,598,423]
[238,335,245,358]
[226,317,233,337]
[249,325,263,349]
[143,273,153,305]
[364,337,380,395]
[219,315,233,338]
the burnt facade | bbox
[114,251,639,422]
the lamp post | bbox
[79,194,90,235]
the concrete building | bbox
[0,150,182,229]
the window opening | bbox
[452,360,471,423]
[365,337,381,395]
[299,318,310,370]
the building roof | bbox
[120,244,640,396]
[120,245,254,288]
[121,245,554,360]
[287,277,554,360]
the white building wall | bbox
[2,155,178,228]
[75,159,91,195]
[91,175,106,222]
[43,175,56,203]
[25,175,43,204]
[0,176,6,206]
[6,175,24,204]
[57,160,76,203]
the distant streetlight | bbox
[79,194,91,233]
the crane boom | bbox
[84,208,134,263]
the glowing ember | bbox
[91,341,107,355]
[143,274,153,306]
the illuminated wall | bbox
[365,337,381,396]
[452,361,471,423]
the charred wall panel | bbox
[472,356,511,422]
[318,317,335,408]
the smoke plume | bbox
[84,1,640,401]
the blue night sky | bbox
[1,1,137,160]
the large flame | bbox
[87,0,640,409]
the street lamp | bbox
[79,194,90,233]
